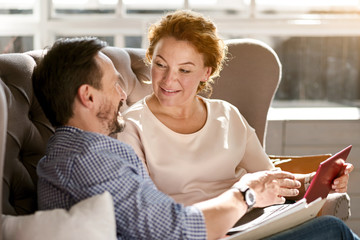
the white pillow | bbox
[2,191,116,240]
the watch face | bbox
[245,188,256,207]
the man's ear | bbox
[77,84,95,108]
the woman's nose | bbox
[163,69,177,84]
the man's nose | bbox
[115,82,127,101]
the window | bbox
[122,0,245,16]
[274,36,360,104]
[0,0,35,15]
[124,36,142,48]
[254,0,359,14]
[2,0,360,105]
[0,36,33,53]
[52,0,118,15]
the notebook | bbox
[225,145,352,240]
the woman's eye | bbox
[156,62,165,68]
[180,69,190,73]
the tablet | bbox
[304,145,352,203]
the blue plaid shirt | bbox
[37,126,206,240]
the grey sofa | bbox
[0,38,351,237]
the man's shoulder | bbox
[79,130,135,154]
[44,127,142,177]
[52,126,134,156]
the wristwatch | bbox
[232,185,256,212]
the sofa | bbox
[0,38,351,239]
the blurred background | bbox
[1,0,360,105]
[2,0,360,235]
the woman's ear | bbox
[77,84,95,108]
[201,67,212,82]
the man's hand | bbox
[237,171,301,208]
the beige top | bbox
[117,96,274,205]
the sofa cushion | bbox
[1,191,116,240]
[0,53,54,214]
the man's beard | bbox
[97,100,126,135]
[110,100,126,134]
[113,102,126,133]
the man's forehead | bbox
[95,51,116,74]
[95,51,125,85]
[95,51,111,63]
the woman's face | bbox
[150,36,211,108]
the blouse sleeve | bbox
[236,112,275,173]
[241,130,275,172]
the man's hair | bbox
[33,37,107,127]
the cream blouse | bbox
[117,96,274,205]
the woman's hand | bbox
[332,161,354,193]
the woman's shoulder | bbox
[202,97,239,113]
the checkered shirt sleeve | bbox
[37,126,206,240]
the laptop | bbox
[225,145,352,240]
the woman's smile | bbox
[160,86,180,95]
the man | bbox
[33,37,358,240]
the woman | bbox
[117,10,353,206]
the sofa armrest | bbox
[318,193,351,221]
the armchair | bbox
[0,38,351,239]
[211,38,351,221]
